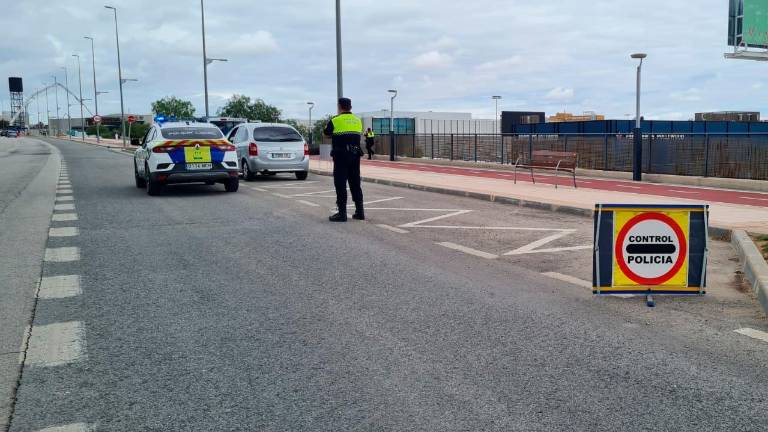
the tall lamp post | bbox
[43,83,51,136]
[61,66,72,139]
[631,53,647,182]
[335,0,343,98]
[73,54,86,142]
[388,89,397,161]
[200,0,228,118]
[105,5,127,148]
[84,36,101,142]
[492,95,502,162]
[51,75,60,136]
[307,102,315,148]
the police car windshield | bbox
[253,127,303,142]
[160,127,223,140]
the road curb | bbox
[310,168,735,241]
[731,231,768,316]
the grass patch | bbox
[753,234,768,260]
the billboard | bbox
[729,0,768,47]
[8,77,23,93]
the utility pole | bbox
[335,0,343,99]
[73,54,85,142]
[105,5,126,147]
[85,36,100,142]
[62,66,72,140]
[52,76,60,136]
[388,89,397,161]
[307,102,315,148]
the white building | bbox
[357,110,499,135]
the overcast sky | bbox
[1,0,764,121]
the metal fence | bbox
[370,133,768,181]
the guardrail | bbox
[368,133,768,181]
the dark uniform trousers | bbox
[365,137,375,159]
[333,149,363,210]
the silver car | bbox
[227,123,310,181]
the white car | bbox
[226,123,310,181]
[133,121,240,195]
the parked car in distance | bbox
[227,123,310,181]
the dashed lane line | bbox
[44,247,80,262]
[52,213,78,222]
[735,328,768,343]
[25,321,87,367]
[39,275,82,299]
[377,224,409,234]
[49,227,79,237]
[291,189,336,197]
[437,241,498,259]
[54,203,75,211]
[297,200,321,207]
[35,423,94,432]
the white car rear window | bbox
[161,127,223,140]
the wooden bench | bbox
[514,150,578,189]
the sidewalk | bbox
[310,158,768,234]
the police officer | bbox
[324,97,364,222]
[364,127,375,160]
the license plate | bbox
[271,153,293,160]
[184,146,212,163]
[186,163,212,170]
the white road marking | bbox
[249,186,268,192]
[400,210,473,228]
[25,321,87,367]
[437,242,498,259]
[615,184,641,189]
[740,196,768,202]
[735,328,768,343]
[291,189,336,197]
[377,224,409,234]
[272,193,292,199]
[39,275,82,299]
[261,181,319,188]
[297,200,321,207]
[35,423,94,432]
[347,197,404,207]
[54,203,75,211]
[57,189,73,194]
[52,213,78,222]
[542,272,592,289]
[49,227,79,237]
[55,196,74,202]
[669,190,699,195]
[505,230,590,256]
[44,247,80,262]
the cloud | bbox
[223,31,278,55]
[670,88,702,102]
[475,56,523,72]
[545,87,574,100]
[411,51,453,69]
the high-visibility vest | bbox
[365,130,375,138]
[331,113,363,136]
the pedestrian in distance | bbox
[324,97,365,222]
[364,127,375,160]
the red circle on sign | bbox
[127,115,136,124]
[614,212,687,286]
[93,115,101,123]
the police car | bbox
[133,121,240,195]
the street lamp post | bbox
[307,102,315,148]
[35,87,41,132]
[631,53,647,182]
[105,5,127,148]
[85,36,100,142]
[200,0,228,118]
[44,84,51,136]
[492,95,502,162]
[61,66,72,139]
[73,54,85,142]
[388,89,397,161]
[335,0,343,99]
[51,75,60,136]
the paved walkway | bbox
[311,158,768,234]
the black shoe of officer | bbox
[352,204,365,220]
[329,212,347,222]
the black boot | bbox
[352,203,365,220]
[329,211,347,222]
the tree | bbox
[151,96,196,119]
[281,119,310,140]
[217,94,281,123]
[313,115,333,145]
[0,119,9,129]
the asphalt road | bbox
[5,137,768,431]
